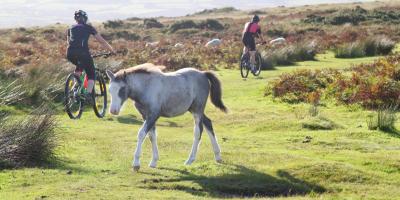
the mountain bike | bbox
[64,52,112,119]
[240,50,262,78]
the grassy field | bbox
[1,52,399,200]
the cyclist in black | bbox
[242,15,266,72]
[66,10,115,104]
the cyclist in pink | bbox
[242,15,266,72]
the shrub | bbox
[103,20,124,29]
[0,107,58,168]
[169,20,198,33]
[144,18,164,29]
[198,19,224,31]
[375,36,396,55]
[103,31,140,41]
[11,35,34,43]
[267,69,339,103]
[194,7,237,15]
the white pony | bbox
[106,63,227,171]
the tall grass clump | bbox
[0,107,58,168]
[367,105,397,131]
[260,42,317,69]
[334,42,365,58]
[334,36,395,58]
[0,80,25,105]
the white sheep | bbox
[145,41,159,48]
[174,43,184,48]
[269,37,286,45]
[205,39,222,47]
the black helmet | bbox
[74,10,88,24]
[252,15,260,23]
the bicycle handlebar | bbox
[92,50,126,58]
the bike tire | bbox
[240,53,250,78]
[252,52,262,76]
[64,74,83,119]
[93,72,107,118]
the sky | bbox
[0,0,373,28]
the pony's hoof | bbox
[133,166,140,172]
[216,159,223,164]
[184,159,195,165]
[149,163,157,168]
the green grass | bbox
[1,53,400,199]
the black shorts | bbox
[242,32,256,51]
[67,48,95,80]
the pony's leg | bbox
[185,113,203,165]
[133,115,158,171]
[148,126,159,168]
[203,114,222,163]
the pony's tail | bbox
[204,71,228,113]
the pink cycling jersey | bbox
[248,23,260,33]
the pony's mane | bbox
[115,63,165,80]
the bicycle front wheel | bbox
[252,52,262,76]
[64,74,83,119]
[240,54,250,78]
[93,72,107,118]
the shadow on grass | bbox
[140,164,325,198]
[116,114,182,128]
[116,114,143,125]
[379,127,400,138]
[0,157,93,174]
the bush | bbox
[104,31,140,41]
[328,56,400,108]
[11,35,34,43]
[103,20,124,29]
[375,36,396,55]
[267,69,339,103]
[169,20,198,33]
[194,7,237,15]
[198,19,224,31]
[144,18,164,29]
[0,107,58,168]
[169,19,224,33]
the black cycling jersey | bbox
[67,23,97,50]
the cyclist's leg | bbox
[249,37,256,65]
[67,50,83,78]
[80,52,95,94]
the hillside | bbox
[1,1,400,199]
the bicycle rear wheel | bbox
[93,71,107,118]
[64,74,83,119]
[240,53,250,78]
[252,52,262,76]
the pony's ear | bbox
[123,71,127,82]
[106,70,115,80]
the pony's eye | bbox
[118,86,126,99]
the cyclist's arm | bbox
[66,29,70,45]
[93,33,115,53]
